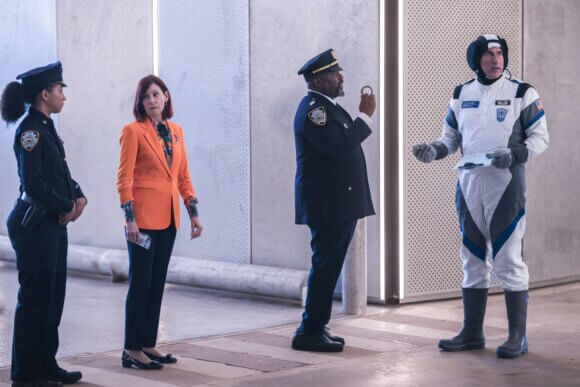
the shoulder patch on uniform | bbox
[20,130,40,152]
[308,107,327,126]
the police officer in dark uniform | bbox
[291,49,376,352]
[1,62,87,386]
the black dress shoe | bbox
[143,351,178,364]
[324,327,345,345]
[121,351,163,370]
[47,367,82,384]
[291,330,344,352]
[12,381,63,387]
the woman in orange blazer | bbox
[116,74,202,370]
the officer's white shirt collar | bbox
[308,89,337,105]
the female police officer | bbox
[412,35,548,358]
[1,62,87,386]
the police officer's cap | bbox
[298,49,343,81]
[466,35,509,73]
[16,61,67,96]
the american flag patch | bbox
[535,98,544,111]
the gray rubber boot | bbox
[438,287,487,351]
[497,290,529,358]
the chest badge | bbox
[308,107,327,126]
[496,107,508,122]
[20,130,40,152]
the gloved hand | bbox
[486,149,513,169]
[412,143,436,163]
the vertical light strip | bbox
[397,0,405,300]
[378,0,386,301]
[53,0,60,130]
[53,0,58,61]
[152,0,159,75]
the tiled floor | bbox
[1,282,579,386]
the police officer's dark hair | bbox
[1,82,27,123]
[133,75,173,122]
[1,82,58,123]
[306,74,323,89]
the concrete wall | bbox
[1,0,381,290]
[523,0,580,283]
[249,0,381,296]
[3,0,578,302]
[0,0,57,235]
[56,0,153,248]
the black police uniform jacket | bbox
[14,108,84,214]
[294,91,375,226]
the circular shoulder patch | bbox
[308,107,327,126]
[20,130,40,152]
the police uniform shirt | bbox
[15,107,84,213]
[294,91,375,226]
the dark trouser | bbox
[7,200,68,382]
[299,220,357,333]
[124,222,176,350]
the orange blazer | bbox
[116,119,195,230]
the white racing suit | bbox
[434,75,549,291]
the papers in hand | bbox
[455,153,492,170]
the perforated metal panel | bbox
[402,0,522,299]
[157,0,250,263]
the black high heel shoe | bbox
[122,351,163,370]
[143,350,178,364]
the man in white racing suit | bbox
[412,34,548,358]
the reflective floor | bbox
[1,261,579,386]
[0,261,315,368]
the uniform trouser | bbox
[456,166,529,291]
[7,199,68,382]
[300,220,357,333]
[124,221,176,350]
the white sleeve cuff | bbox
[357,112,373,127]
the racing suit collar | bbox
[477,72,503,86]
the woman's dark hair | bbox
[133,75,173,122]
[1,82,57,124]
[1,82,27,123]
